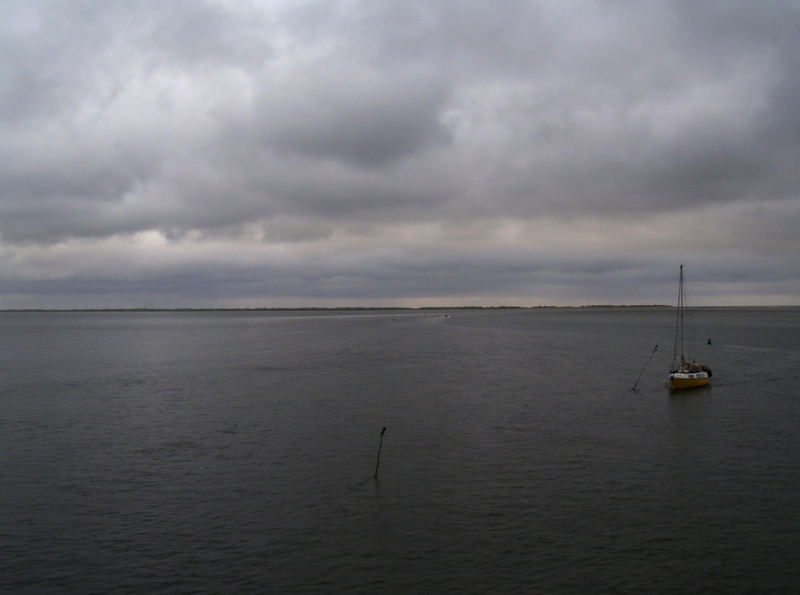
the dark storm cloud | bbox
[1,0,799,306]
[0,245,664,304]
[252,69,452,167]
[3,0,798,233]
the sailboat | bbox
[669,264,712,389]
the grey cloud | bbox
[1,0,799,306]
[145,1,270,69]
[7,243,793,307]
[346,0,552,78]
[253,69,452,167]
[0,248,663,302]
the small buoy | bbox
[707,338,712,345]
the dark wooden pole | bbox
[373,427,386,478]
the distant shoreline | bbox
[2,304,760,312]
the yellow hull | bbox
[669,373,710,389]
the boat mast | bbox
[679,264,685,365]
[672,264,685,367]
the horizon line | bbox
[3,304,798,312]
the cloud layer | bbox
[2,0,799,307]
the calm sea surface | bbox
[1,308,799,593]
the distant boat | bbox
[669,264,712,389]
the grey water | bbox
[1,308,799,593]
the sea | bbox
[1,307,799,593]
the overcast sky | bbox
[1,0,799,308]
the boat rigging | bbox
[669,264,712,389]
